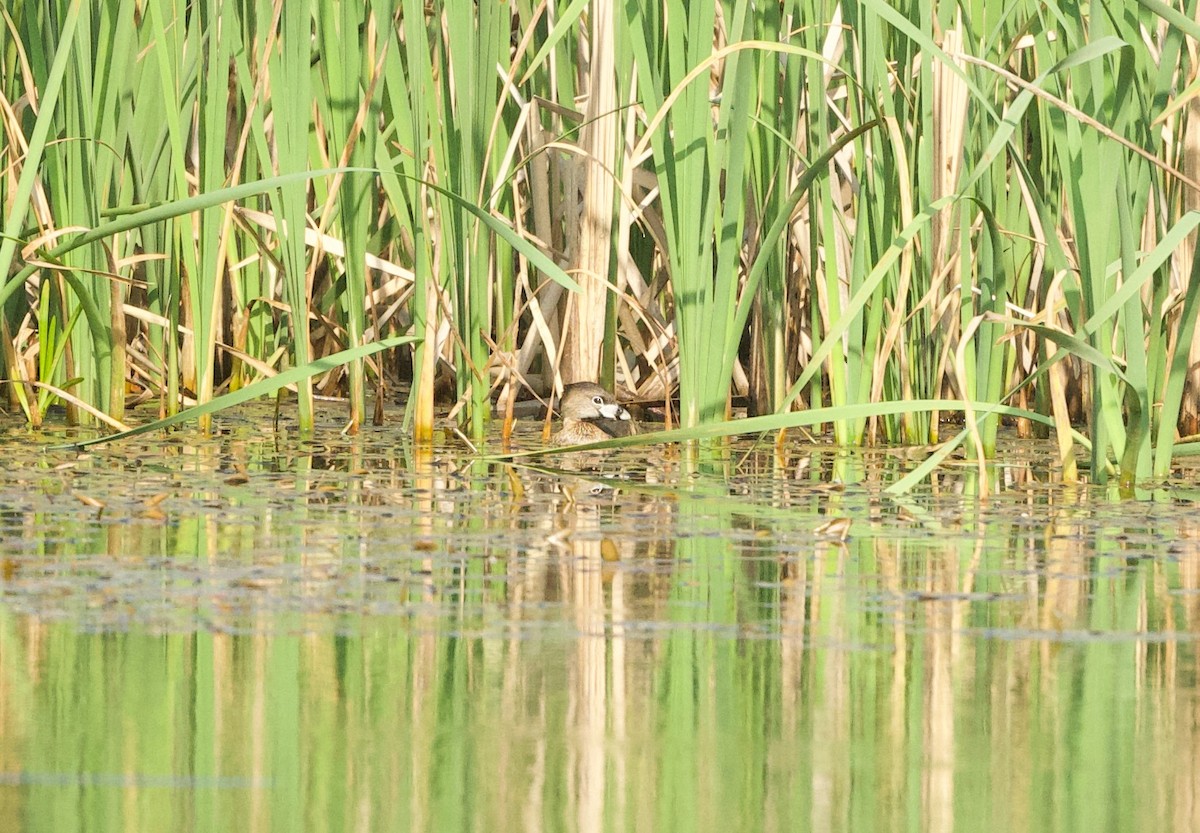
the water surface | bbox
[1,409,1198,832]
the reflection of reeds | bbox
[3,3,1200,483]
[5,439,1200,827]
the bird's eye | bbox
[592,396,604,405]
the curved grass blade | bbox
[59,335,418,449]
[409,174,580,294]
[1155,247,1200,476]
[485,398,1055,461]
[993,319,1131,385]
[0,1,83,300]
[779,196,957,410]
[0,168,373,311]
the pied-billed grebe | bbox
[552,382,637,446]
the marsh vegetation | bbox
[2,0,1199,491]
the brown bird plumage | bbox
[552,382,637,446]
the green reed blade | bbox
[0,1,82,305]
[145,0,205,415]
[273,0,316,432]
[1,170,371,311]
[379,0,435,439]
[1154,241,1200,477]
[61,334,417,449]
[183,0,237,428]
[315,0,379,431]
[487,398,1054,462]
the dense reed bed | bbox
[2,1,1198,485]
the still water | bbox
[1,409,1198,832]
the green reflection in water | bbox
[0,422,1197,832]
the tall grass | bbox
[2,1,1199,480]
